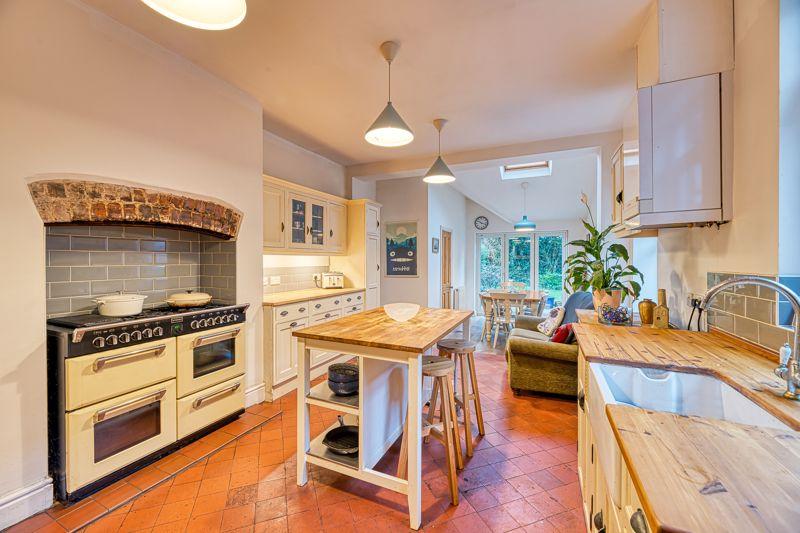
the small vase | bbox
[638,298,655,325]
[593,289,622,311]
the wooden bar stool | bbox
[436,339,485,457]
[397,355,463,505]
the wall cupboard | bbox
[263,175,348,254]
[330,199,382,310]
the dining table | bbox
[479,289,548,305]
[292,306,473,530]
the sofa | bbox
[505,291,594,397]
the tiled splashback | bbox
[706,272,792,353]
[262,265,328,294]
[46,225,236,317]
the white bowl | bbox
[384,303,420,322]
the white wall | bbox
[376,178,429,306]
[263,130,347,198]
[0,0,263,526]
[427,185,468,308]
[351,178,377,201]
[657,0,780,326]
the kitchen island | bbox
[292,306,473,530]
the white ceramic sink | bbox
[591,362,790,430]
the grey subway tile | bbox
[140,240,166,252]
[140,265,167,278]
[201,242,220,253]
[50,251,90,266]
[91,280,125,294]
[90,226,124,237]
[70,296,97,313]
[723,293,745,315]
[124,278,153,292]
[154,253,170,264]
[179,231,200,241]
[746,297,774,324]
[154,228,181,240]
[758,323,791,352]
[108,238,140,251]
[70,266,108,281]
[166,264,191,277]
[46,235,70,250]
[123,226,154,239]
[46,267,70,282]
[154,277,179,290]
[166,241,191,253]
[50,281,90,298]
[70,236,108,251]
[180,253,199,264]
[124,252,154,265]
[108,266,139,279]
[178,276,198,288]
[90,252,124,265]
[733,316,759,343]
[46,298,71,315]
[48,225,90,235]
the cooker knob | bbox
[152,326,164,336]
[219,315,229,324]
[190,320,199,329]
[142,328,153,339]
[118,332,130,344]
[106,334,118,346]
[131,330,142,341]
[229,314,238,322]
[198,319,208,327]
[92,336,105,349]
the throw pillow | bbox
[537,306,565,337]
[550,323,572,343]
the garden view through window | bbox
[477,231,566,310]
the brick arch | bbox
[28,177,242,239]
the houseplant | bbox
[564,195,643,311]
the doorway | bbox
[476,231,567,311]
[440,228,453,308]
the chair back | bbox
[479,293,494,318]
[489,292,525,325]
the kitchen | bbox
[2,0,799,532]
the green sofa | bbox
[505,291,593,397]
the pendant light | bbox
[514,182,537,232]
[141,0,247,30]
[365,41,414,147]
[423,119,456,184]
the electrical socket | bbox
[269,276,281,286]
[313,273,322,282]
[686,293,702,308]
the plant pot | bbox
[593,289,622,311]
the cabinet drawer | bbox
[310,295,345,314]
[177,375,244,439]
[274,301,310,323]
[343,304,363,316]
[312,308,342,323]
[65,339,176,411]
[342,292,365,306]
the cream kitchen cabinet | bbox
[330,199,382,310]
[263,184,285,248]
[273,317,307,385]
[327,201,347,253]
[287,192,326,250]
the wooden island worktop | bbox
[574,320,800,533]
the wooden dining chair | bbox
[489,292,525,349]
[479,293,495,342]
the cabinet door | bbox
[263,185,285,248]
[327,202,347,253]
[287,194,310,249]
[611,146,623,225]
[308,199,326,249]
[366,205,380,236]
[309,309,342,366]
[366,233,379,289]
[274,318,307,384]
[365,287,379,311]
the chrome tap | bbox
[698,276,800,400]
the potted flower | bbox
[564,195,643,311]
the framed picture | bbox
[432,237,440,254]
[385,221,418,276]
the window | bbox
[500,160,552,180]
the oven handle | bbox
[92,344,167,372]
[93,388,167,423]
[192,382,241,409]
[192,328,241,349]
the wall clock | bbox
[474,216,489,230]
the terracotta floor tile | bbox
[506,475,546,497]
[525,492,568,519]
[254,496,288,523]
[83,513,126,533]
[117,506,161,532]
[254,516,288,533]
[477,505,519,533]
[462,487,498,512]
[186,510,224,533]
[501,498,543,527]
[6,513,57,533]
[199,474,232,496]
[155,499,195,525]
[256,479,286,501]
[286,508,321,533]
[193,491,229,516]
[127,466,171,491]
[227,484,259,507]
[131,483,171,510]
[173,465,206,486]
[204,460,235,478]
[164,480,201,503]
[229,469,259,489]
[93,482,141,510]
[319,501,353,528]
[523,519,559,533]
[546,482,581,511]
[151,518,190,532]
[221,503,256,531]
[55,500,107,531]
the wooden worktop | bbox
[293,306,473,353]
[262,287,364,306]
[574,321,800,532]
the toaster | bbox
[321,271,344,289]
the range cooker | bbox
[47,303,249,502]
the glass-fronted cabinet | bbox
[287,193,325,249]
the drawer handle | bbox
[334,300,340,305]
[346,297,352,302]
[281,222,285,232]
[630,509,648,533]
[357,296,362,300]
[593,511,604,532]
[192,328,240,348]
[299,307,306,312]
[92,344,166,372]
[315,303,322,309]
[94,388,166,423]
[352,306,358,311]
[290,321,298,327]
[280,310,289,317]
[193,382,241,409]
[325,313,331,318]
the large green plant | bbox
[564,198,643,300]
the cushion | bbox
[550,323,573,343]
[509,327,551,342]
[537,306,565,336]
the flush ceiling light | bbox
[365,41,414,147]
[514,182,537,232]
[141,0,247,30]
[423,119,456,184]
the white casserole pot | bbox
[93,293,147,317]
[166,290,212,308]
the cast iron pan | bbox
[322,415,359,455]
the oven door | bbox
[65,380,177,492]
[176,323,245,397]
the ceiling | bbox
[80,0,650,166]
[449,149,598,223]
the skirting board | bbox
[0,477,53,530]
[245,383,266,408]
[270,353,353,401]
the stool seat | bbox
[436,338,477,352]
[422,355,455,377]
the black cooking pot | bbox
[327,363,358,396]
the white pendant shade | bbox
[364,102,414,147]
[423,156,456,184]
[140,0,247,30]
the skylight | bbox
[500,160,553,180]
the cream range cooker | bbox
[46,302,248,502]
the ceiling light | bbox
[423,119,455,184]
[365,41,414,147]
[140,0,247,30]
[514,182,537,232]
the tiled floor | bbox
[10,320,585,533]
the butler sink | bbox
[591,362,790,430]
